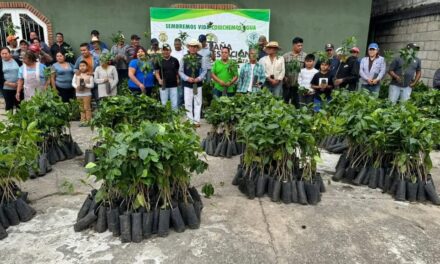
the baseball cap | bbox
[130,34,141,40]
[335,47,343,55]
[162,43,171,50]
[198,34,207,42]
[151,38,159,45]
[325,43,334,50]
[368,43,379,50]
[407,43,420,50]
[350,47,360,53]
[6,35,19,43]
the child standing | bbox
[311,60,334,112]
[72,61,94,126]
[298,54,319,106]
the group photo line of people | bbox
[1,28,437,127]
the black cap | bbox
[162,43,171,50]
[198,34,207,42]
[151,38,159,44]
[131,34,140,40]
[407,43,420,50]
[325,43,334,50]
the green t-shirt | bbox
[212,60,238,93]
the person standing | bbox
[17,40,29,65]
[359,43,386,96]
[257,35,268,59]
[50,32,74,64]
[388,43,422,103]
[110,34,129,81]
[315,44,340,77]
[298,54,319,106]
[258,41,285,97]
[1,47,21,111]
[179,39,207,127]
[283,37,307,107]
[171,38,186,106]
[94,54,118,99]
[6,35,20,61]
[237,48,266,94]
[147,38,162,56]
[29,31,50,54]
[74,43,100,74]
[30,39,53,65]
[90,36,109,62]
[127,34,144,63]
[50,51,75,102]
[211,47,238,98]
[311,60,334,112]
[128,47,154,96]
[434,68,440,90]
[154,44,180,109]
[88,30,109,51]
[16,51,47,101]
[72,61,94,126]
[334,48,360,91]
[197,34,214,85]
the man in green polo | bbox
[211,47,238,97]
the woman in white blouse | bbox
[94,54,118,99]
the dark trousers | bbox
[3,89,21,111]
[283,85,300,108]
[213,89,234,98]
[129,87,152,97]
[117,69,128,82]
[56,87,76,103]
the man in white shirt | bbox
[258,41,285,97]
[171,38,186,106]
[298,54,319,106]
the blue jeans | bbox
[388,85,412,103]
[361,84,380,97]
[159,87,178,110]
[213,88,234,98]
[313,95,331,112]
[266,81,283,97]
[177,82,184,107]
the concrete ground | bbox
[1,106,440,264]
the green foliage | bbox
[0,120,40,201]
[91,94,182,130]
[60,179,75,194]
[5,21,19,36]
[201,183,214,198]
[178,31,189,45]
[87,121,207,210]
[399,47,417,71]
[9,89,71,137]
[64,46,75,59]
[111,31,125,44]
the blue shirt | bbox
[1,59,19,90]
[52,62,74,89]
[128,59,154,89]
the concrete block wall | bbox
[373,5,440,86]
[373,0,439,16]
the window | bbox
[0,8,49,47]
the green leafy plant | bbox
[183,54,201,94]
[5,21,19,36]
[178,31,189,45]
[64,46,75,60]
[111,31,125,44]
[202,183,214,198]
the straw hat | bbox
[91,36,100,43]
[265,41,281,49]
[186,39,202,49]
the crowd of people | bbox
[0,29,431,127]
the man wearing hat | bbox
[258,41,285,97]
[90,36,109,62]
[148,38,162,56]
[315,43,340,77]
[388,43,421,103]
[127,34,145,62]
[197,34,215,85]
[179,39,207,127]
[154,43,180,110]
[283,37,307,107]
[87,30,108,51]
[6,35,20,61]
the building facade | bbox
[371,0,440,86]
[1,0,372,57]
